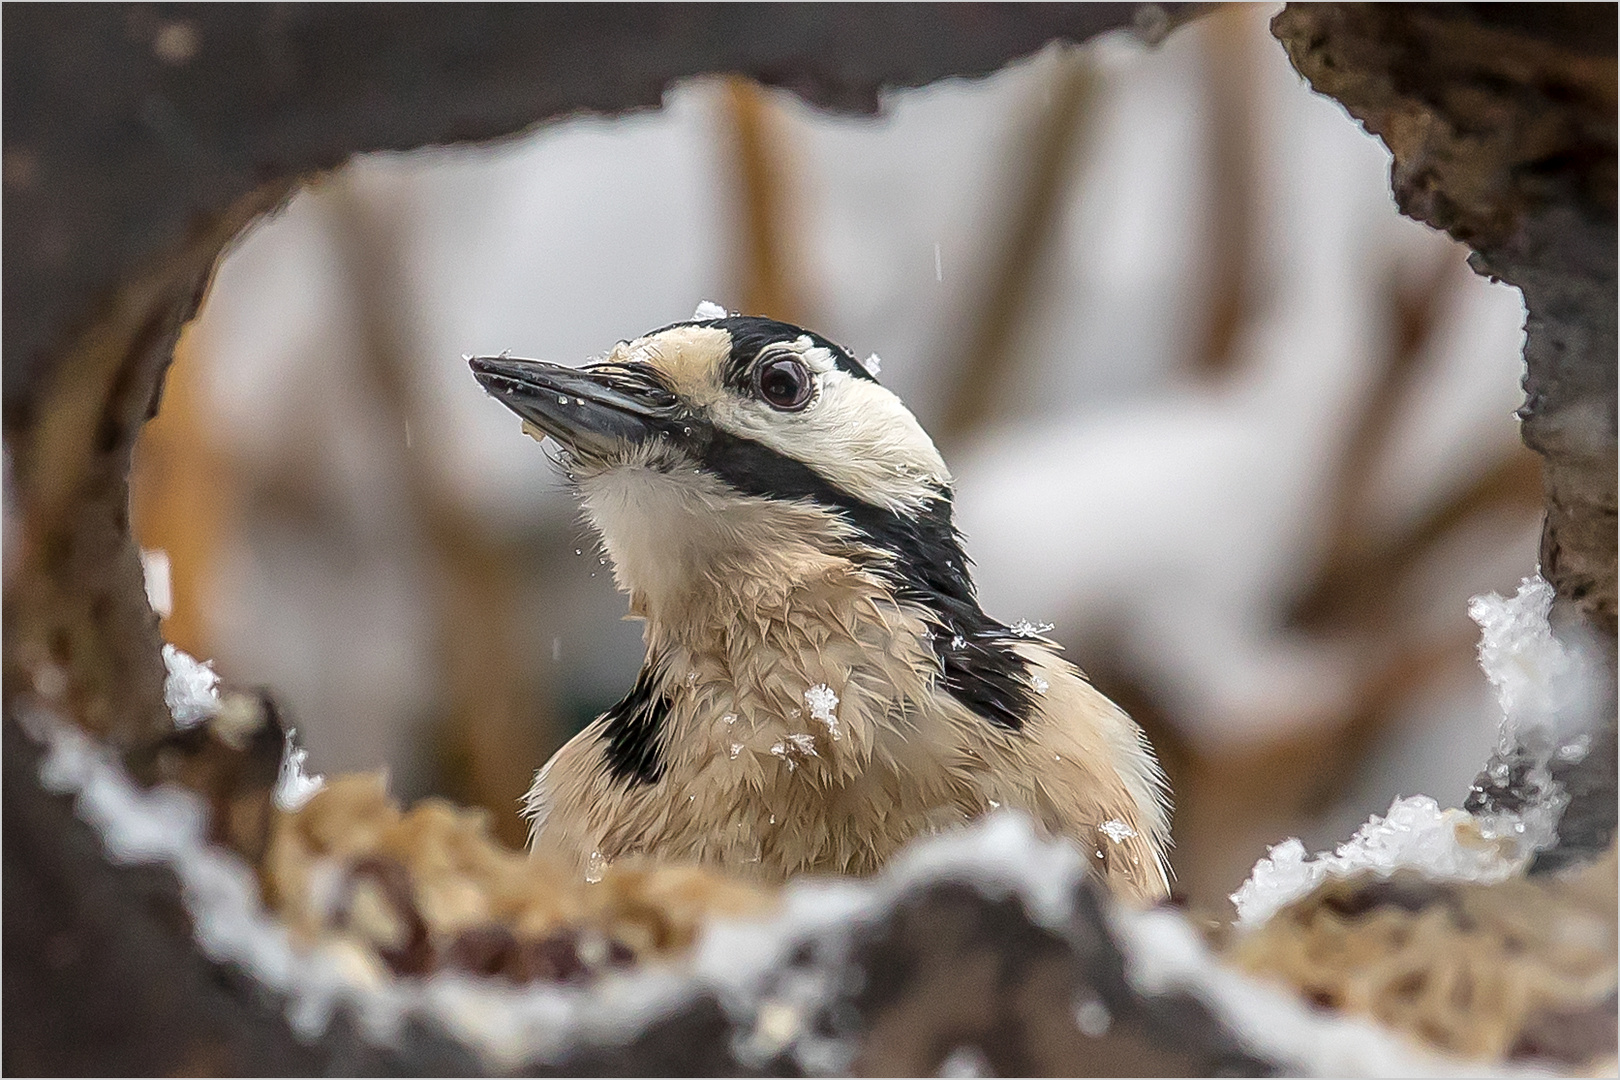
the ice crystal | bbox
[163,644,220,729]
[1098,818,1136,844]
[804,684,840,740]
[1230,796,1522,929]
[274,730,325,811]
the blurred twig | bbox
[720,77,810,324]
[1289,250,1461,624]
[935,47,1100,446]
[1190,3,1262,380]
[1171,628,1480,903]
[317,173,550,846]
[1293,447,1543,630]
[129,324,229,660]
[1165,238,1540,902]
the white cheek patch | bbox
[708,368,952,513]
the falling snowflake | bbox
[1074,998,1112,1037]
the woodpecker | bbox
[471,314,1171,901]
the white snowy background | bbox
[132,6,1538,905]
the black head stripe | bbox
[695,426,1035,732]
[696,424,870,508]
[647,314,878,385]
[600,657,670,786]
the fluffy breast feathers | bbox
[527,485,1170,901]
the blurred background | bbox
[129,5,1539,910]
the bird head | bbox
[471,316,960,614]
[471,316,947,509]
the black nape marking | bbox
[693,425,1038,732]
[860,498,1041,733]
[600,659,671,786]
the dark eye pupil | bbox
[757,357,811,410]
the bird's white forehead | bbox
[608,325,731,406]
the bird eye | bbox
[754,356,813,411]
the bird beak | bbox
[469,356,673,456]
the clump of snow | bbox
[1099,818,1136,844]
[1466,573,1605,854]
[692,299,728,320]
[275,729,325,811]
[1232,573,1605,932]
[804,684,840,740]
[1073,996,1112,1037]
[1111,903,1536,1077]
[937,1044,990,1076]
[163,643,220,729]
[770,733,818,767]
[141,548,173,618]
[1030,675,1049,695]
[1009,619,1055,638]
[863,353,883,376]
[1230,796,1522,929]
[1470,574,1591,759]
